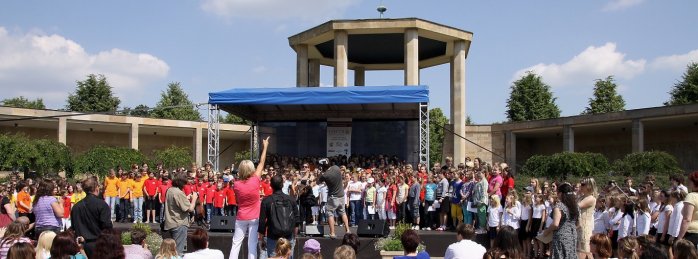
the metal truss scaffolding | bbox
[250,124,259,161]
[207,104,220,172]
[419,102,430,169]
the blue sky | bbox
[1,0,696,123]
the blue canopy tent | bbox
[206,85,430,170]
[208,85,429,121]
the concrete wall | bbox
[0,126,57,141]
[575,131,632,162]
[516,136,562,167]
[645,127,698,171]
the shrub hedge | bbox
[0,134,71,175]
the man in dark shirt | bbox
[71,176,113,258]
[318,165,350,239]
[258,175,300,257]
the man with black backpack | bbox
[258,175,301,258]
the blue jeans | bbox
[463,203,473,225]
[169,225,188,255]
[206,204,213,221]
[132,197,144,222]
[160,203,166,222]
[350,200,363,226]
[266,237,295,259]
[106,196,118,220]
[213,207,224,216]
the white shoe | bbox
[389,226,395,230]
[414,226,420,230]
[423,227,431,231]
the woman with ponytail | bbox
[617,236,639,259]
[543,182,579,259]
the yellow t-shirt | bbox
[71,191,86,204]
[104,177,120,197]
[131,178,145,198]
[118,179,133,199]
[684,192,698,233]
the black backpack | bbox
[269,196,295,238]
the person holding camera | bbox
[71,176,113,258]
[163,171,199,255]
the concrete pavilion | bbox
[288,18,473,165]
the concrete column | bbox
[563,126,574,152]
[58,117,67,144]
[354,67,365,86]
[129,122,139,150]
[404,28,419,85]
[194,127,203,166]
[451,40,467,165]
[632,119,644,153]
[506,131,517,173]
[334,30,348,87]
[296,44,309,87]
[309,59,321,87]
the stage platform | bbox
[113,222,488,259]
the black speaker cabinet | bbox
[209,216,235,232]
[356,219,389,238]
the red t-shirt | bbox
[260,181,272,196]
[501,176,515,198]
[158,181,171,203]
[234,176,262,220]
[145,178,160,197]
[213,190,226,208]
[226,187,236,205]
[205,186,216,204]
[197,184,206,203]
[63,195,72,219]
[183,184,193,196]
[386,184,397,206]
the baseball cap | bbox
[303,239,321,254]
[367,178,375,184]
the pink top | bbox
[234,175,261,220]
[489,175,503,197]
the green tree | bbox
[152,145,193,169]
[129,104,151,117]
[1,96,46,109]
[151,82,201,121]
[223,113,251,125]
[583,76,626,114]
[66,74,121,112]
[665,62,698,105]
[506,72,561,121]
[429,108,449,164]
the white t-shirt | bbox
[668,201,684,237]
[376,186,387,206]
[545,201,553,227]
[183,249,224,259]
[318,184,328,203]
[608,208,623,231]
[312,185,320,199]
[618,214,634,240]
[636,211,651,236]
[593,210,610,234]
[488,206,503,227]
[532,204,545,219]
[650,202,660,228]
[656,204,674,234]
[502,205,521,229]
[521,203,532,221]
[349,181,362,201]
[445,239,486,259]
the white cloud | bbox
[200,0,360,21]
[602,0,644,11]
[650,49,698,71]
[0,27,169,106]
[512,43,646,87]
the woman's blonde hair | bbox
[155,239,178,259]
[580,177,598,197]
[35,231,56,259]
[237,160,256,180]
[275,238,292,258]
[617,236,639,259]
[333,245,356,259]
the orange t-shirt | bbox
[118,179,133,199]
[131,178,145,198]
[104,177,120,197]
[16,191,31,213]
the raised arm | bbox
[254,137,271,178]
